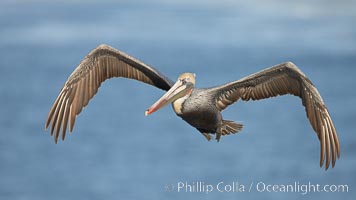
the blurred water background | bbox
[0,0,355,199]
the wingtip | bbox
[320,163,329,171]
[323,160,330,171]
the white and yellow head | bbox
[145,73,195,116]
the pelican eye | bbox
[181,78,189,84]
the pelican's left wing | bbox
[45,44,174,143]
[210,62,340,170]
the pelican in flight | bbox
[46,44,340,170]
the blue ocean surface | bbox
[0,1,355,199]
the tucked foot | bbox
[201,132,212,141]
[215,126,227,142]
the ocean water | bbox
[0,1,355,199]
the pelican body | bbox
[46,44,340,170]
[145,77,242,141]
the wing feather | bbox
[211,62,340,169]
[46,44,174,143]
[61,98,70,141]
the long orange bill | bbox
[145,79,188,116]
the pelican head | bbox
[145,73,195,116]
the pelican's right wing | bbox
[45,44,174,143]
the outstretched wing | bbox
[45,44,174,143]
[210,62,340,170]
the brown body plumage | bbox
[46,44,340,170]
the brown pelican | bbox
[45,44,340,170]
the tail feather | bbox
[221,120,243,135]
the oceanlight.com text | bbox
[165,181,349,195]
